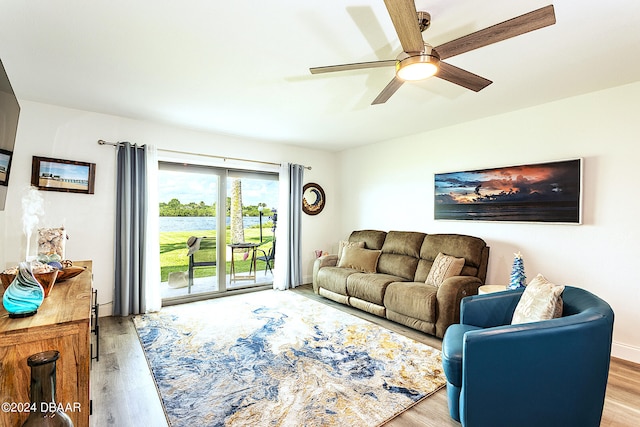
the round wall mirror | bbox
[302,183,325,215]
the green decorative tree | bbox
[508,252,527,289]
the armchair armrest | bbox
[312,254,339,293]
[460,288,524,328]
[434,275,482,338]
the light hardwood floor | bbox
[90,285,640,426]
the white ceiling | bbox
[1,0,639,151]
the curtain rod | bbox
[97,140,311,170]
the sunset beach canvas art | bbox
[435,159,582,223]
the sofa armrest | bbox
[460,288,524,328]
[434,275,483,338]
[312,254,339,293]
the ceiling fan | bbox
[310,1,556,105]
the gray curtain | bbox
[114,142,148,315]
[273,163,304,290]
[288,164,304,288]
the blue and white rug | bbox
[133,290,446,427]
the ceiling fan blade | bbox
[435,5,556,60]
[310,60,396,74]
[436,62,492,92]
[372,77,404,105]
[383,0,424,53]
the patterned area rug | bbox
[133,290,446,427]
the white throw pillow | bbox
[511,274,565,325]
[425,252,465,288]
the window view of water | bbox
[159,216,263,232]
[158,164,278,302]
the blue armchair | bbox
[442,286,614,427]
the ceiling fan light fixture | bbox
[396,57,438,81]
[395,45,440,81]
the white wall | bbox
[338,81,640,363]
[1,101,341,316]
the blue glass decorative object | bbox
[508,252,527,290]
[2,262,44,318]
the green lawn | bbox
[159,227,274,282]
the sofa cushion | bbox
[337,246,381,273]
[337,240,365,262]
[347,273,404,306]
[425,252,465,288]
[383,281,438,322]
[511,274,565,325]
[316,266,358,296]
[415,234,487,282]
[380,231,426,258]
[377,254,419,281]
[349,230,387,250]
[377,231,425,280]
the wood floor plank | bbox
[90,316,168,427]
[90,285,640,426]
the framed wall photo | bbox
[0,149,12,186]
[434,158,582,224]
[31,156,96,194]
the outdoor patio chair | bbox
[187,236,217,293]
[256,239,275,274]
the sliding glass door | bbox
[226,170,278,290]
[158,161,278,305]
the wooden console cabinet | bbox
[0,260,92,427]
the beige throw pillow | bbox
[511,274,565,325]
[337,246,381,273]
[425,252,465,288]
[337,240,365,262]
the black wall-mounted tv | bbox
[0,58,21,210]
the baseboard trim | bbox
[100,301,113,317]
[612,341,640,364]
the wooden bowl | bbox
[55,266,87,282]
[0,270,59,297]
[0,273,13,290]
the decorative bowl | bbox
[1,270,59,297]
[55,266,87,282]
[0,273,12,290]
